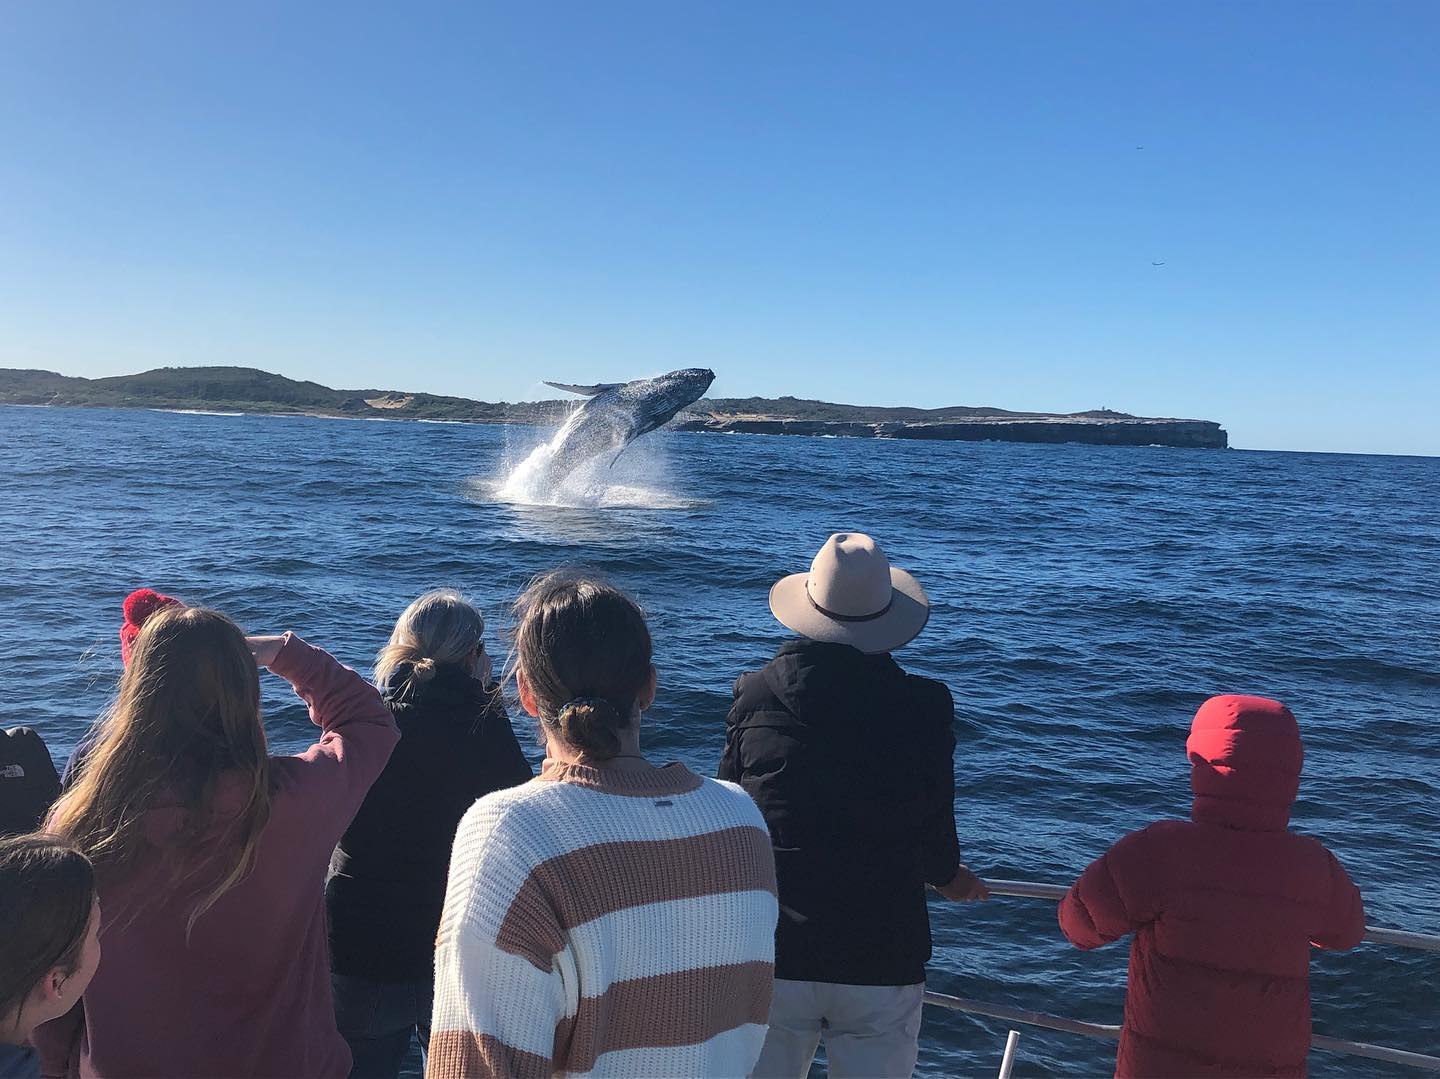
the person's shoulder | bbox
[1,726,51,753]
[449,780,550,858]
[730,665,777,707]
[894,666,953,710]
[701,776,769,826]
[463,776,545,822]
[1102,819,1192,863]
[705,775,753,804]
[1283,827,1344,866]
[2,726,43,741]
[1134,819,1192,843]
[1,727,55,777]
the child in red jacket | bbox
[1059,695,1364,1078]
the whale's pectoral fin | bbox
[608,426,642,468]
[544,381,621,397]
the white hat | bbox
[768,533,930,654]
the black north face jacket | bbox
[1,726,61,836]
[718,639,962,986]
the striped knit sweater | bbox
[428,759,779,1078]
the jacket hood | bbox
[1188,694,1302,831]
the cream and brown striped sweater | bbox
[428,759,778,1078]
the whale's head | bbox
[628,368,715,435]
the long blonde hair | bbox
[374,589,485,689]
[49,606,272,937]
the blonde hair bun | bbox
[375,590,486,690]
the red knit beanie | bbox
[120,588,184,665]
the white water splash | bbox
[486,410,701,510]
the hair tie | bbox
[553,697,621,725]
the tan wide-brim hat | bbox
[769,532,930,654]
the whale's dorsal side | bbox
[544,381,621,397]
[525,368,715,492]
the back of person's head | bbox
[0,835,98,1033]
[49,605,272,934]
[375,589,485,689]
[119,587,184,666]
[1187,694,1302,831]
[512,571,653,762]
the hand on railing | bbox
[935,865,990,902]
[978,878,1440,953]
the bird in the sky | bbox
[1151,260,1166,266]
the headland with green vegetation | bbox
[0,366,1228,448]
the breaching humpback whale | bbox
[532,368,715,489]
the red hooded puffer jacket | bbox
[1059,695,1365,1078]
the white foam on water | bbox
[484,409,702,510]
[153,408,245,418]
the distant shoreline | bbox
[0,365,1229,449]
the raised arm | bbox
[1311,849,1365,951]
[1059,826,1163,949]
[263,634,398,830]
[429,800,568,1079]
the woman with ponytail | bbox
[35,605,398,1078]
[427,571,778,1079]
[327,590,531,1078]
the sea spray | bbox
[491,408,695,509]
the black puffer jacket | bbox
[718,640,962,986]
[326,664,533,981]
[1,727,60,836]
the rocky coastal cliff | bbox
[0,366,1228,449]
[674,416,1228,448]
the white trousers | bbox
[751,979,925,1079]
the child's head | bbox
[0,836,100,1039]
[511,571,655,762]
[50,605,272,933]
[375,589,488,689]
[1187,694,1303,831]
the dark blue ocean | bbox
[3,404,1437,1077]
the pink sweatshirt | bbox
[36,634,399,1079]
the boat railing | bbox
[923,879,1440,1072]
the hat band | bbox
[807,589,894,623]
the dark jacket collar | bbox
[762,638,906,720]
[383,663,492,712]
[772,637,897,665]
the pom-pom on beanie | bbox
[120,588,184,665]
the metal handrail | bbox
[982,878,1440,953]
[919,879,1440,1072]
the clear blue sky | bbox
[2,2,1436,454]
